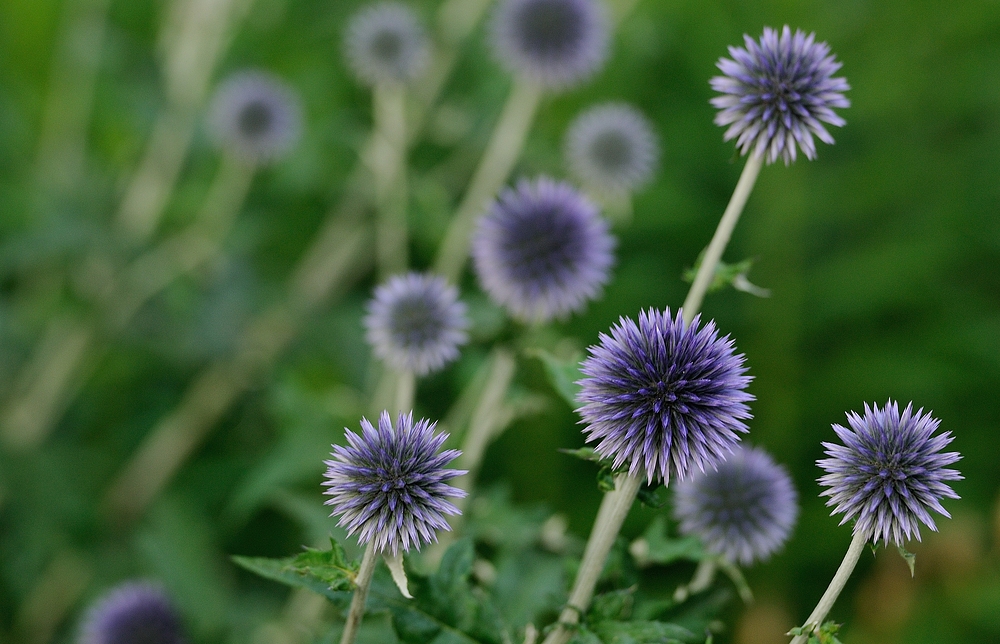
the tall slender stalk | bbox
[681,155,763,321]
[371,84,409,278]
[789,531,868,644]
[542,155,765,644]
[433,79,542,282]
[339,542,379,644]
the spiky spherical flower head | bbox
[344,2,430,86]
[489,0,608,89]
[673,446,798,566]
[471,177,615,323]
[323,411,466,554]
[79,582,185,644]
[207,70,302,162]
[710,25,850,165]
[364,273,469,376]
[818,400,962,547]
[564,103,660,193]
[578,308,754,485]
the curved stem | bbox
[542,474,643,644]
[681,155,763,324]
[789,531,868,644]
[433,79,542,281]
[340,542,378,644]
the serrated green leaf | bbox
[597,467,617,493]
[231,538,357,602]
[683,253,763,295]
[368,539,509,644]
[637,485,666,509]
[559,447,606,463]
[897,545,916,577]
[529,349,583,409]
[590,587,636,622]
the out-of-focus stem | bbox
[116,0,254,243]
[339,542,378,644]
[433,79,542,282]
[34,0,113,194]
[453,348,517,501]
[542,474,643,644]
[789,531,868,644]
[394,370,415,415]
[0,317,94,451]
[104,219,373,523]
[681,155,762,323]
[14,549,91,644]
[370,84,409,278]
[0,154,255,451]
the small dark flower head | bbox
[565,103,659,193]
[472,177,615,323]
[79,581,185,644]
[578,308,754,485]
[674,446,798,565]
[207,70,302,162]
[344,2,430,86]
[490,0,608,89]
[710,25,850,165]
[364,273,469,376]
[818,400,962,546]
[323,411,466,555]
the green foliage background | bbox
[1,0,999,642]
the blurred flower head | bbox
[818,400,962,546]
[490,0,608,89]
[674,445,798,565]
[207,70,302,163]
[364,272,468,376]
[344,2,430,86]
[710,25,850,165]
[472,177,614,323]
[578,308,753,485]
[323,411,466,554]
[565,102,659,193]
[79,581,185,644]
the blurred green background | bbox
[2,0,1000,642]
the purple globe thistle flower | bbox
[364,272,469,376]
[673,446,798,565]
[818,400,962,547]
[710,25,850,165]
[578,308,754,485]
[207,70,302,162]
[323,411,466,554]
[79,581,185,644]
[489,0,608,89]
[344,2,430,86]
[564,103,660,193]
[471,177,615,323]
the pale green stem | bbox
[452,348,517,501]
[543,153,765,644]
[340,542,379,644]
[371,84,409,278]
[681,155,763,323]
[542,474,643,644]
[789,531,868,644]
[433,79,543,281]
[394,370,415,416]
[673,558,718,602]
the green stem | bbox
[789,531,868,644]
[372,84,409,278]
[394,370,415,416]
[542,473,643,644]
[433,79,542,281]
[340,542,379,644]
[681,154,763,324]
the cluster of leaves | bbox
[236,483,735,643]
